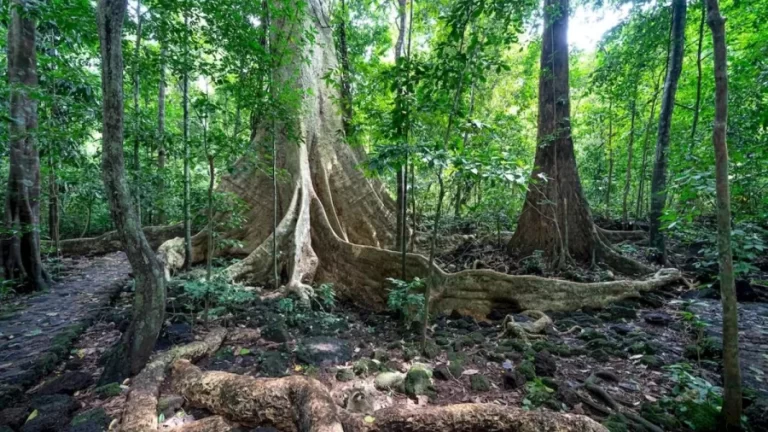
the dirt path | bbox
[0,253,129,400]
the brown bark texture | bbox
[121,328,227,432]
[705,0,742,428]
[50,223,183,256]
[171,360,607,432]
[3,0,49,292]
[506,0,650,277]
[648,0,686,259]
[97,0,167,383]
[158,0,677,316]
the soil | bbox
[1,234,767,432]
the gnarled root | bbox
[120,328,227,432]
[171,359,343,432]
[597,227,647,243]
[167,416,237,432]
[499,310,553,341]
[54,223,183,256]
[171,361,607,432]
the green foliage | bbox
[522,377,554,410]
[316,283,337,311]
[181,273,255,319]
[658,363,723,431]
[386,277,425,325]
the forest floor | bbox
[1,235,768,432]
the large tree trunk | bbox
[3,0,49,292]
[506,0,647,275]
[158,0,679,315]
[648,0,686,261]
[705,0,742,427]
[336,0,353,138]
[96,0,166,384]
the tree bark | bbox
[605,98,614,216]
[690,0,706,145]
[48,158,60,256]
[53,223,183,256]
[648,0,686,261]
[337,0,353,138]
[622,99,637,228]
[182,11,192,271]
[507,0,648,275]
[394,0,407,253]
[157,40,167,225]
[705,0,742,428]
[96,0,166,384]
[133,0,143,222]
[3,0,49,292]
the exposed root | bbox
[53,223,183,256]
[580,375,663,432]
[171,359,343,432]
[172,360,607,432]
[499,310,552,341]
[120,328,227,432]
[597,227,648,243]
[167,416,237,432]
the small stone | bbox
[70,407,111,432]
[518,360,536,380]
[404,365,433,397]
[434,366,453,381]
[384,360,406,373]
[262,322,290,343]
[0,406,29,430]
[353,359,379,376]
[35,371,94,396]
[595,370,620,382]
[470,375,491,392]
[639,355,663,368]
[448,361,464,378]
[336,368,355,382]
[374,372,405,391]
[605,305,637,320]
[578,329,607,341]
[435,337,451,346]
[534,350,557,377]
[643,312,672,326]
[557,386,581,407]
[610,324,633,336]
[469,332,486,344]
[259,351,291,377]
[589,349,610,362]
[371,350,389,362]
[94,382,122,400]
[502,370,527,390]
[423,342,440,360]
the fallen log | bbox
[53,223,183,256]
[171,360,607,432]
[121,327,227,432]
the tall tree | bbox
[3,0,49,292]
[394,0,407,253]
[507,0,648,275]
[96,0,166,382]
[705,0,742,427]
[182,10,192,271]
[156,38,167,225]
[648,0,686,262]
[132,0,143,221]
[337,0,353,138]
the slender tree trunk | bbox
[394,0,407,252]
[48,158,60,256]
[691,0,706,145]
[705,0,742,427]
[133,0,142,222]
[157,40,167,225]
[3,0,48,292]
[635,70,664,220]
[182,11,192,271]
[605,98,614,216]
[622,98,637,228]
[337,0,353,138]
[80,201,92,238]
[649,0,686,261]
[96,0,166,383]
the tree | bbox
[648,0,686,262]
[705,0,742,427]
[96,0,166,383]
[3,0,49,292]
[507,0,649,275]
[158,0,681,317]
